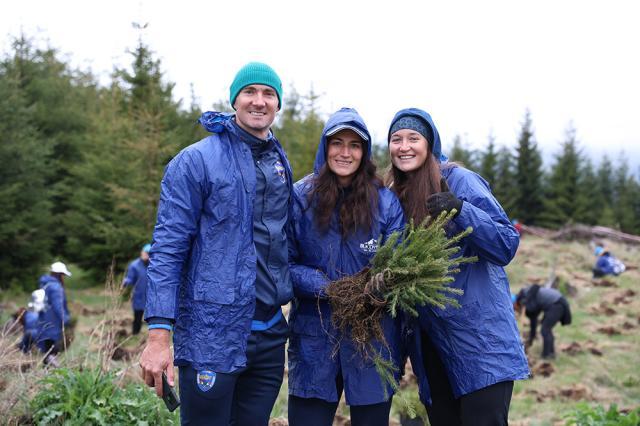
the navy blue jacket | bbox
[24,310,39,336]
[594,253,625,276]
[124,258,148,311]
[145,112,294,373]
[287,108,406,405]
[38,275,70,343]
[394,109,530,405]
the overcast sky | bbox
[2,0,639,171]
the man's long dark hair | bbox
[385,146,443,226]
[309,154,382,238]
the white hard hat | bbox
[51,261,72,277]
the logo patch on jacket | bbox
[360,238,378,253]
[196,370,216,392]
[274,160,286,183]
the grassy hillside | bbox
[1,236,638,425]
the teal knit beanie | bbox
[230,62,283,109]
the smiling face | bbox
[326,129,364,187]
[233,84,279,139]
[389,129,429,172]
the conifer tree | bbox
[595,155,616,227]
[574,159,601,225]
[0,59,52,289]
[612,153,636,232]
[538,126,582,228]
[512,110,544,224]
[4,35,95,259]
[448,134,476,170]
[67,35,201,279]
[274,86,324,180]
[493,146,517,217]
[479,133,498,188]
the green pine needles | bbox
[327,209,476,353]
[325,209,477,407]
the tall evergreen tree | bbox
[538,126,582,228]
[66,37,201,280]
[612,153,636,232]
[479,132,498,188]
[448,134,476,170]
[512,110,544,224]
[574,159,601,225]
[6,35,95,255]
[595,155,616,227]
[493,146,517,216]
[0,60,52,289]
[274,86,324,180]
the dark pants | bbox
[541,302,564,358]
[288,373,392,426]
[421,333,513,426]
[132,310,144,335]
[178,316,288,426]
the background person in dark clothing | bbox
[515,285,572,359]
[122,243,150,335]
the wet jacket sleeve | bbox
[449,170,519,266]
[288,188,330,300]
[123,262,136,287]
[145,150,206,320]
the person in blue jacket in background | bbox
[592,245,626,278]
[385,108,529,426]
[38,261,72,366]
[122,243,151,335]
[139,62,294,426]
[18,289,46,353]
[287,108,405,426]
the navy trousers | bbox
[288,373,393,426]
[178,316,288,426]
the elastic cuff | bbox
[148,324,173,332]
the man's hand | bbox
[139,329,174,397]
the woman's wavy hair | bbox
[384,141,445,226]
[309,145,382,238]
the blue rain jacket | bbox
[594,253,625,276]
[123,258,148,311]
[24,310,39,335]
[399,109,530,404]
[288,108,406,405]
[145,112,294,373]
[38,275,71,343]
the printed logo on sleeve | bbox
[196,370,217,392]
[359,238,378,254]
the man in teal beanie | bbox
[230,61,283,109]
[140,61,294,426]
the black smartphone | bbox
[161,372,180,412]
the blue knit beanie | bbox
[230,62,283,109]
[389,116,433,145]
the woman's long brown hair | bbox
[384,145,443,226]
[309,154,382,238]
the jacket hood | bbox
[388,108,443,162]
[313,107,372,174]
[39,274,60,288]
[198,111,234,133]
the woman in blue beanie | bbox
[385,108,529,426]
[287,108,405,426]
